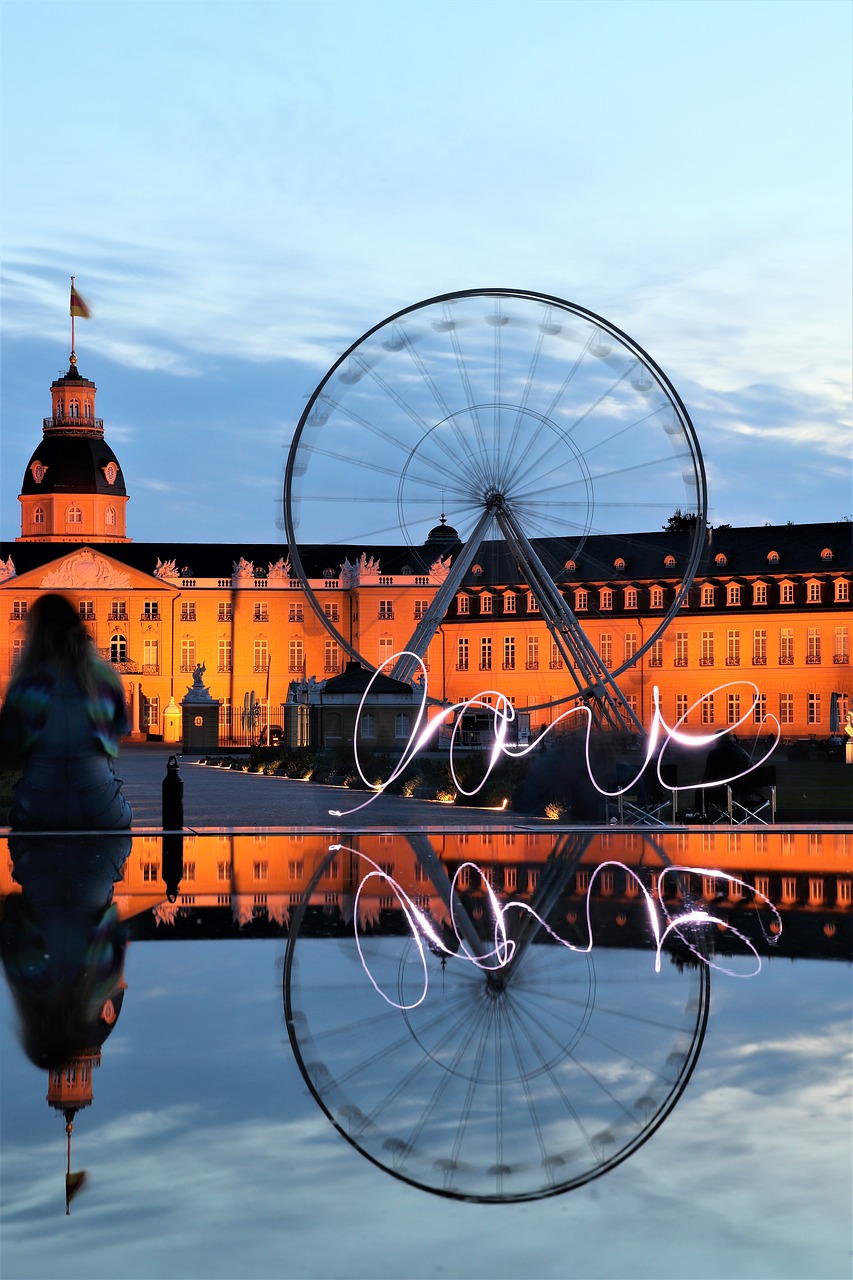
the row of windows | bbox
[450,627,850,671]
[18,599,341,625]
[53,399,93,419]
[28,505,118,526]
[452,579,850,614]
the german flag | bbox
[70,284,91,318]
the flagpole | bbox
[70,275,76,361]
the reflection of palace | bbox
[1,347,850,743]
[2,830,849,954]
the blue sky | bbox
[1,0,851,545]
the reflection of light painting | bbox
[342,848,782,997]
[329,651,780,818]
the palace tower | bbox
[18,353,130,543]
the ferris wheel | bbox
[284,838,710,1203]
[284,289,707,728]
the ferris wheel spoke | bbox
[447,321,490,462]
[578,407,687,461]
[495,330,552,491]
[310,392,429,458]
[542,333,595,419]
[503,1013,553,1171]
[585,449,698,489]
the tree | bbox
[662,508,700,533]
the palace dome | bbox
[21,436,127,497]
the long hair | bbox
[14,593,113,702]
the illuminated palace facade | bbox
[0,355,850,743]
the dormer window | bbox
[481,594,493,615]
[664,554,677,568]
[767,550,779,563]
[821,548,833,561]
[575,589,589,611]
[565,560,576,573]
[600,588,613,611]
[701,584,715,607]
[753,581,768,605]
[503,592,517,614]
[614,557,626,571]
[471,564,484,576]
[650,585,664,609]
[624,586,638,611]
[807,580,822,604]
[714,552,727,566]
[726,582,741,606]
[457,593,470,615]
[323,568,335,578]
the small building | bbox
[287,661,417,751]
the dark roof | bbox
[20,437,127,497]
[322,661,413,696]
[1,522,849,583]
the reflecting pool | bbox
[1,829,850,1280]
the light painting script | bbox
[329,652,781,818]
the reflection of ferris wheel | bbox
[284,289,707,728]
[284,850,710,1203]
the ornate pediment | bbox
[40,548,132,589]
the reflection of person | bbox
[0,593,132,829]
[0,833,131,1213]
[1,834,131,1067]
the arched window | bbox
[67,506,83,525]
[613,557,626,571]
[821,548,833,561]
[69,399,80,419]
[767,550,779,563]
[33,506,45,525]
[105,506,116,527]
[110,634,127,663]
[84,402,93,419]
[715,552,727,566]
[664,554,677,568]
[726,582,741,606]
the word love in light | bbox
[329,652,781,817]
[332,846,782,1011]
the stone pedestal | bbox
[180,665,221,753]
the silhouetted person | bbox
[0,593,132,829]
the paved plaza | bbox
[118,743,530,831]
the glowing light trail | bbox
[330,845,782,1012]
[328,652,781,818]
